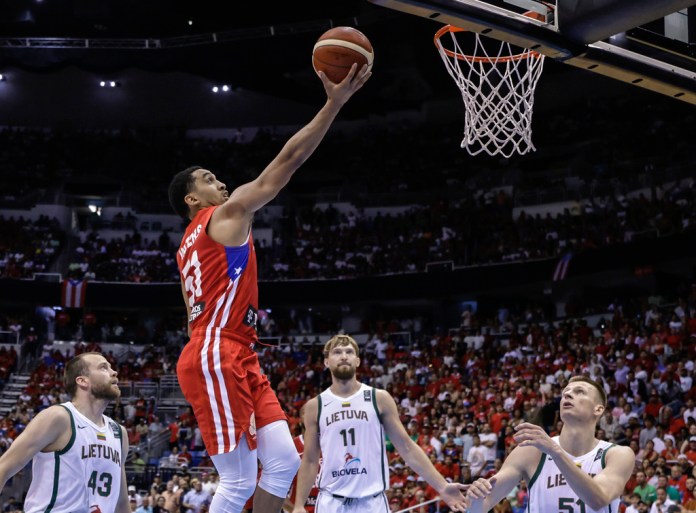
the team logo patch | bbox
[594,448,604,462]
[342,402,351,408]
[96,433,106,441]
[243,304,258,330]
[110,421,121,439]
[364,390,371,402]
[189,301,206,322]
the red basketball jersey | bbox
[177,206,259,343]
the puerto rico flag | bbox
[62,279,87,308]
[552,253,573,282]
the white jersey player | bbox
[292,334,492,513]
[0,352,129,513]
[315,382,388,500]
[467,376,634,513]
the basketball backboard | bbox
[367,0,696,104]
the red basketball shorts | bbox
[177,331,286,455]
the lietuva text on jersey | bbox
[81,444,121,465]
[325,409,369,426]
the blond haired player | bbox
[293,334,492,513]
[467,376,635,513]
[0,352,128,513]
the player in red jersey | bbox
[168,63,371,513]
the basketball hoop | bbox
[434,15,545,158]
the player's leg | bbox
[254,420,301,511]
[209,437,258,513]
[361,492,390,513]
[250,355,300,511]
[177,339,261,512]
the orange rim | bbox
[434,10,545,63]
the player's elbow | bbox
[586,491,614,511]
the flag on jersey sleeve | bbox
[62,279,87,308]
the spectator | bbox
[135,497,153,513]
[152,496,169,513]
[128,485,143,507]
[467,435,487,477]
[181,479,210,513]
[634,471,657,504]
[649,487,676,513]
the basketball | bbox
[312,27,374,83]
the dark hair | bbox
[168,166,202,220]
[64,352,102,398]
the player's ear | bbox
[76,375,89,389]
[184,191,199,207]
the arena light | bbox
[222,85,230,92]
[99,80,106,87]
[212,86,219,93]
[0,74,5,81]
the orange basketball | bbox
[312,27,374,83]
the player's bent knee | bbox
[214,472,257,511]
[258,446,301,497]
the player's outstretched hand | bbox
[439,482,471,512]
[318,63,371,107]
[513,422,558,453]
[466,477,497,500]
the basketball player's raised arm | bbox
[115,425,131,513]
[467,445,538,513]
[0,406,70,489]
[222,65,371,220]
[293,398,320,513]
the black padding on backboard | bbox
[558,0,696,44]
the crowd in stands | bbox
[28,171,696,283]
[256,181,695,280]
[67,231,179,282]
[0,87,693,283]
[0,215,63,279]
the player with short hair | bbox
[169,64,371,513]
[467,376,635,513]
[292,334,492,513]
[0,352,128,513]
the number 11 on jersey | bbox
[340,428,355,446]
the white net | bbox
[435,28,545,158]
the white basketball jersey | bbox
[317,384,388,498]
[527,438,619,513]
[23,402,123,513]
